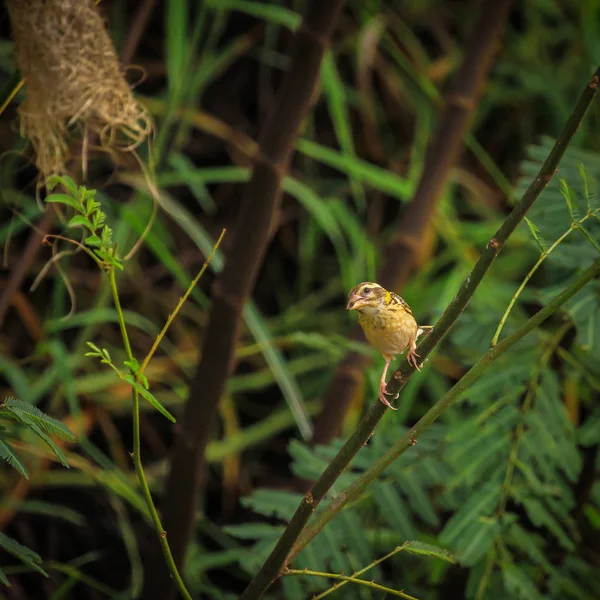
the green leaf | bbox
[0,438,28,479]
[579,407,600,446]
[22,419,70,467]
[371,481,417,540]
[1,397,75,442]
[296,139,413,202]
[502,564,544,599]
[240,489,303,521]
[0,565,8,587]
[67,215,94,229]
[85,235,102,247]
[523,217,547,252]
[0,532,47,577]
[454,517,500,566]
[45,193,82,212]
[223,523,284,541]
[403,541,457,563]
[559,177,578,222]
[123,375,176,423]
[519,496,575,551]
[439,481,502,546]
[506,521,554,573]
[46,174,78,195]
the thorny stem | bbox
[108,269,192,600]
[238,67,600,600]
[312,543,427,600]
[491,207,600,346]
[284,568,419,599]
[292,259,600,558]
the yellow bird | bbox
[346,282,431,410]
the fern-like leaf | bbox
[403,541,456,563]
[1,398,74,442]
[0,438,28,479]
[0,532,47,578]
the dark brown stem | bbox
[146,1,347,598]
[120,0,157,65]
[237,66,600,600]
[0,207,55,325]
[312,0,514,445]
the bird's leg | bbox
[407,338,422,371]
[379,355,397,410]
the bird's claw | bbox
[407,348,422,371]
[379,383,397,410]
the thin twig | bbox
[138,228,226,374]
[284,568,419,599]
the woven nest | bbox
[6,0,152,178]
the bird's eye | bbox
[363,287,371,294]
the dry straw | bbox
[6,0,152,178]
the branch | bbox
[147,1,347,597]
[284,568,419,599]
[312,0,514,444]
[238,66,600,600]
[291,259,600,557]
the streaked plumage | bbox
[346,282,431,409]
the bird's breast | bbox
[358,311,417,356]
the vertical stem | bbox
[108,269,192,600]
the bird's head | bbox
[346,282,387,314]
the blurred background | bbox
[0,0,600,598]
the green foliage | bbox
[0,397,75,472]
[84,343,176,422]
[45,174,122,270]
[0,398,74,586]
[226,162,600,600]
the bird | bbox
[346,282,432,410]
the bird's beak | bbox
[346,293,366,311]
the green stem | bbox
[238,66,600,600]
[291,259,600,558]
[312,544,414,600]
[108,269,192,600]
[284,568,419,599]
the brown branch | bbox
[311,0,514,445]
[145,1,347,598]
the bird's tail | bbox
[416,325,433,339]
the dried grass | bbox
[6,0,152,177]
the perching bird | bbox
[346,282,432,410]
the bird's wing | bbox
[388,291,413,314]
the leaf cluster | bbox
[45,174,122,270]
[0,397,75,586]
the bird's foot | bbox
[407,348,422,371]
[379,382,398,410]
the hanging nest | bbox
[6,0,152,178]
